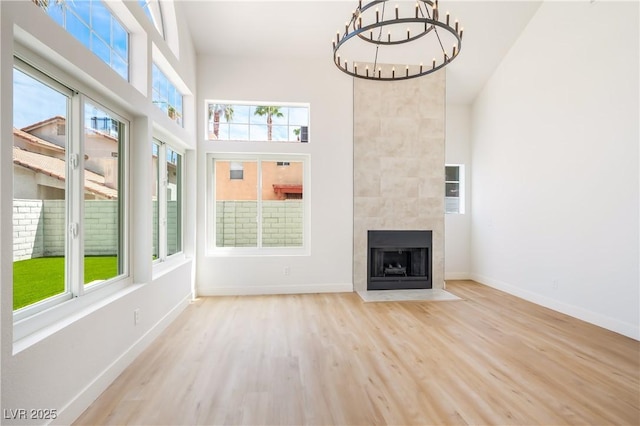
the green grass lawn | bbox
[13,256,118,310]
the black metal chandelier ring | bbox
[332,0,463,81]
[355,18,436,46]
[354,0,435,45]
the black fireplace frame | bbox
[367,230,432,290]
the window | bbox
[210,155,308,252]
[152,63,183,126]
[44,0,129,80]
[152,141,160,260]
[138,0,164,37]
[445,164,465,214]
[207,102,309,142]
[13,60,128,318]
[229,162,244,180]
[152,140,183,261]
[84,102,125,287]
[166,147,182,256]
[13,66,69,311]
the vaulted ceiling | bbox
[178,1,542,105]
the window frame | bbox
[229,161,244,180]
[45,0,130,81]
[138,0,165,38]
[165,144,183,258]
[12,55,131,337]
[445,164,465,215]
[207,153,310,256]
[152,139,184,262]
[152,63,183,126]
[205,101,310,143]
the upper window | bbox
[445,164,465,214]
[207,102,309,142]
[13,61,128,317]
[44,0,129,80]
[138,0,164,37]
[153,63,183,126]
[209,155,308,253]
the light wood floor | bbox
[74,280,640,425]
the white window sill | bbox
[206,247,310,258]
[151,253,190,280]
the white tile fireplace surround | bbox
[353,71,445,292]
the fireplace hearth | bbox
[367,230,432,290]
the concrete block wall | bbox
[216,201,258,247]
[215,200,302,248]
[152,200,159,258]
[13,200,45,261]
[43,200,65,256]
[84,200,119,256]
[13,199,180,261]
[262,201,303,247]
[13,199,119,260]
[167,200,180,255]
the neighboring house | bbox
[215,160,303,201]
[13,116,118,200]
[151,151,180,202]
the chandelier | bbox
[332,0,463,81]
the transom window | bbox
[207,102,310,142]
[44,0,129,80]
[138,0,164,37]
[153,63,183,126]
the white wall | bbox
[196,55,353,295]
[470,1,639,339]
[1,2,197,423]
[445,103,471,279]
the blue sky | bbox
[14,67,120,135]
[13,68,67,129]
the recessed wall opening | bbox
[367,230,432,290]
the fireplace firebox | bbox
[367,230,432,290]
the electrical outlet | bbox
[552,279,559,290]
[134,308,140,325]
[284,266,291,276]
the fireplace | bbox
[367,230,432,290]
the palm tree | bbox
[254,106,284,141]
[208,104,234,139]
[31,0,65,9]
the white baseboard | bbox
[470,273,640,341]
[53,294,192,425]
[198,283,353,296]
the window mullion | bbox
[158,144,168,260]
[69,94,85,297]
[257,159,263,248]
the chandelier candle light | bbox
[332,0,463,81]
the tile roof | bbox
[13,127,65,153]
[20,115,65,132]
[13,147,118,200]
